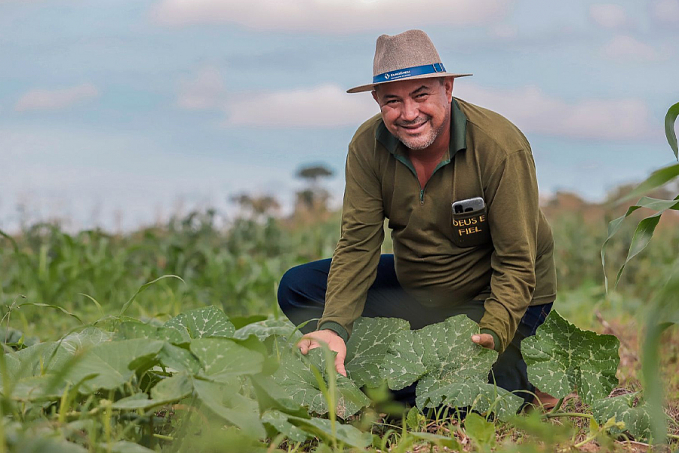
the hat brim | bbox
[346,72,472,94]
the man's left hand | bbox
[471,334,495,350]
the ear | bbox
[444,77,454,100]
[371,89,379,104]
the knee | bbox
[277,265,304,313]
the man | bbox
[278,30,557,407]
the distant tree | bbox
[294,164,334,213]
[296,165,334,183]
[230,193,280,220]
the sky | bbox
[1,0,678,232]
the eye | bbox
[415,93,429,99]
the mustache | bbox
[396,116,430,127]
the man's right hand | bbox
[297,329,347,377]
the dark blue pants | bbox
[277,254,552,407]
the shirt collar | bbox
[375,97,468,157]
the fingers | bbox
[298,338,312,354]
[471,334,495,350]
[335,349,347,377]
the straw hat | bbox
[347,29,472,94]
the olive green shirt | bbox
[319,98,557,352]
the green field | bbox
[1,194,678,452]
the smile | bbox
[398,119,429,134]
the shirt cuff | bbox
[318,321,349,343]
[480,328,502,353]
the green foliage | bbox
[601,100,679,445]
[464,412,497,452]
[523,310,619,405]
[0,300,636,452]
[592,392,653,441]
[344,317,409,388]
[272,348,370,418]
[382,315,523,419]
[0,211,341,339]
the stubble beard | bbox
[395,109,450,151]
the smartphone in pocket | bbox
[452,197,485,214]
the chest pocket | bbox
[451,207,491,247]
[450,151,492,248]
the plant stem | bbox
[153,434,174,441]
[667,433,679,440]
[548,397,565,414]
[573,434,597,449]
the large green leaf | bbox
[344,317,410,388]
[285,414,373,449]
[112,373,193,410]
[152,373,193,402]
[4,342,60,380]
[164,306,235,340]
[115,321,186,344]
[272,349,369,418]
[7,374,66,401]
[262,410,310,443]
[592,393,652,441]
[190,338,264,382]
[249,374,309,417]
[193,378,265,438]
[60,327,112,353]
[233,317,300,341]
[62,339,164,393]
[382,315,522,418]
[111,393,154,410]
[157,343,201,374]
[379,329,427,391]
[522,310,619,405]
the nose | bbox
[401,98,419,121]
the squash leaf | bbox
[382,315,523,419]
[522,310,619,405]
[272,348,369,418]
[344,317,410,388]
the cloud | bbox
[589,4,628,29]
[651,0,679,24]
[453,83,657,141]
[601,35,663,61]
[151,0,511,32]
[176,66,226,110]
[15,84,99,112]
[224,84,378,127]
[216,82,659,140]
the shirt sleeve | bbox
[479,149,539,352]
[318,141,385,339]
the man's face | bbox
[372,77,453,152]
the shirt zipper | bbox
[394,153,451,206]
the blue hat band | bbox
[373,63,446,84]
